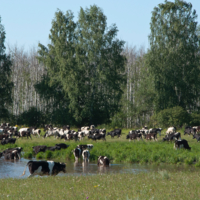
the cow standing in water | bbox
[20,161,67,177]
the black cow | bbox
[88,133,106,141]
[107,129,121,138]
[55,143,69,149]
[126,133,142,141]
[1,138,16,145]
[174,139,191,150]
[46,146,61,151]
[20,161,67,177]
[97,156,110,166]
[32,146,47,154]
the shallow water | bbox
[0,157,199,179]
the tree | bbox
[146,0,200,112]
[0,17,13,120]
[37,6,126,125]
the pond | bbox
[0,157,199,179]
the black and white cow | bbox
[55,143,69,149]
[174,139,191,150]
[72,148,81,162]
[20,160,67,177]
[82,150,90,162]
[2,147,23,155]
[163,132,181,142]
[97,156,110,166]
[4,150,20,160]
[126,133,142,141]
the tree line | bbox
[1,1,200,128]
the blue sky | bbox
[0,0,200,52]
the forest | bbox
[1,0,200,128]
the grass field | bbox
[1,170,200,200]
[1,128,200,199]
[0,128,200,166]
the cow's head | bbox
[126,135,130,139]
[60,162,67,173]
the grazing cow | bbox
[82,150,90,162]
[126,133,142,141]
[87,144,93,150]
[20,161,67,177]
[44,129,60,138]
[193,133,200,142]
[32,146,47,154]
[107,129,121,138]
[1,138,16,145]
[72,148,81,162]
[97,156,110,166]
[174,139,191,150]
[4,150,20,160]
[55,143,69,149]
[149,128,162,136]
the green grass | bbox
[0,128,200,165]
[0,170,200,199]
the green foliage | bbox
[37,6,126,126]
[190,113,200,126]
[146,0,200,112]
[151,106,189,127]
[24,152,33,159]
[0,16,13,120]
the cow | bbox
[20,131,32,139]
[149,128,162,136]
[55,143,69,149]
[20,160,67,177]
[72,148,81,162]
[107,129,121,138]
[184,127,196,135]
[82,150,90,162]
[4,150,20,160]
[32,146,47,154]
[126,133,142,141]
[97,156,110,166]
[46,146,61,151]
[86,144,93,150]
[2,147,23,155]
[166,127,176,135]
[44,129,60,138]
[1,138,16,145]
[31,129,41,137]
[0,134,9,140]
[145,133,157,141]
[193,126,200,133]
[174,139,191,150]
[88,133,106,141]
[193,133,200,142]
[163,132,181,142]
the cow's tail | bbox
[20,162,30,177]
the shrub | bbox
[24,152,33,159]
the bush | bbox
[151,106,190,127]
[24,152,33,159]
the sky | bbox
[0,0,200,52]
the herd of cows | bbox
[0,123,199,177]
